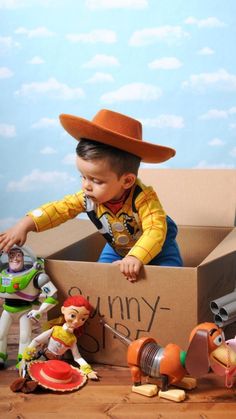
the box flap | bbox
[140,169,236,227]
[177,225,232,267]
[25,218,96,258]
[199,228,236,266]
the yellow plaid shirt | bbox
[28,179,167,264]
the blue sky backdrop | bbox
[0,0,236,230]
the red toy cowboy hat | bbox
[59,109,176,163]
[28,359,87,392]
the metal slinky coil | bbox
[139,341,164,378]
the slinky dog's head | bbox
[185,322,236,378]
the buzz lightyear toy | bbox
[0,246,58,366]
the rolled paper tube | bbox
[219,301,236,321]
[210,291,236,314]
[214,313,236,328]
[214,314,224,327]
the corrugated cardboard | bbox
[140,169,236,227]
[26,169,236,367]
[26,218,96,258]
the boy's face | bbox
[76,156,135,204]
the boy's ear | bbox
[123,173,136,189]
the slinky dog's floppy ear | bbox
[185,329,210,377]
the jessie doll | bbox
[21,295,98,380]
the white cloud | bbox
[148,57,182,70]
[199,109,228,120]
[62,153,76,165]
[142,115,184,129]
[86,0,148,10]
[0,0,26,8]
[7,169,76,192]
[129,26,190,46]
[0,123,16,138]
[229,107,236,115]
[194,160,234,169]
[31,117,58,129]
[15,77,85,100]
[0,66,13,78]
[83,54,119,68]
[208,138,225,146]
[230,147,236,157]
[28,56,45,64]
[229,123,236,129]
[101,82,162,103]
[0,36,20,52]
[0,217,19,230]
[86,72,114,84]
[184,16,226,28]
[0,0,58,8]
[40,146,57,154]
[15,26,55,38]
[182,69,236,92]
[66,30,116,44]
[200,107,236,120]
[197,47,214,55]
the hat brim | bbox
[59,114,175,164]
[28,361,87,392]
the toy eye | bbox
[213,334,224,346]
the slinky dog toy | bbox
[101,321,236,402]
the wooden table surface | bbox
[1,356,236,419]
[1,308,236,418]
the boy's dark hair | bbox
[76,138,141,177]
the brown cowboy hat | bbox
[59,109,175,163]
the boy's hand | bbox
[113,256,143,282]
[0,226,27,253]
[0,216,36,253]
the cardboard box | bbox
[26,169,236,367]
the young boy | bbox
[0,109,183,281]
